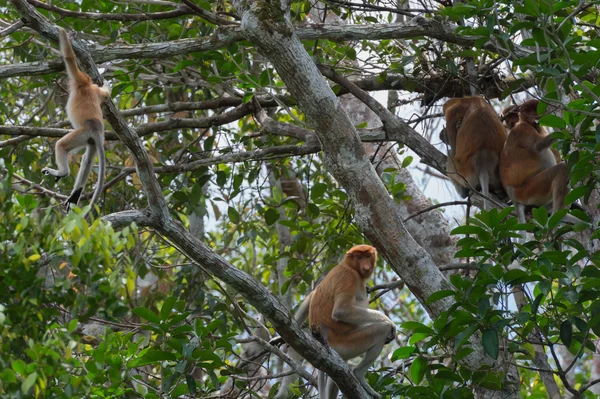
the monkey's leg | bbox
[478,169,490,211]
[514,163,566,213]
[331,322,394,399]
[42,128,88,181]
[318,370,331,399]
[66,143,97,209]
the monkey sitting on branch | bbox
[441,96,508,210]
[500,99,570,223]
[294,245,395,399]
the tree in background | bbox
[1,0,600,398]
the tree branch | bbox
[0,19,531,78]
[26,0,193,21]
[11,5,366,398]
[233,1,516,396]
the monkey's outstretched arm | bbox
[534,135,556,153]
[58,28,81,80]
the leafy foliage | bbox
[2,0,600,397]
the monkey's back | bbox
[444,97,507,193]
[453,99,507,165]
[500,122,547,187]
[66,77,104,130]
[309,264,363,342]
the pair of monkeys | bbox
[441,96,569,222]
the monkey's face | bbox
[349,251,376,278]
[503,105,520,130]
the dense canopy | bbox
[2,0,600,398]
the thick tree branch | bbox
[0,19,531,78]
[233,1,519,397]
[11,4,366,396]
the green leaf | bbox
[565,186,587,204]
[21,372,37,394]
[539,114,566,128]
[0,369,17,384]
[12,359,26,375]
[482,328,499,359]
[451,225,486,235]
[310,183,328,201]
[132,307,161,324]
[128,350,176,368]
[228,207,240,224]
[410,357,427,384]
[186,375,197,395]
[426,289,455,305]
[560,320,573,347]
[409,332,430,345]
[401,321,432,332]
[161,297,177,322]
[391,346,416,361]
[264,208,280,226]
[532,293,545,315]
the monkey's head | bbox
[518,99,542,126]
[345,245,377,278]
[502,105,520,130]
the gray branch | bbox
[0,18,531,78]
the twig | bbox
[403,200,470,222]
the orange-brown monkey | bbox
[42,28,110,211]
[298,245,395,399]
[502,101,561,163]
[441,96,508,210]
[502,104,520,131]
[499,99,569,222]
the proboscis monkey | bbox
[499,99,569,222]
[298,245,395,399]
[502,101,561,163]
[42,28,111,211]
[441,96,508,210]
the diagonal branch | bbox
[11,3,364,395]
[317,63,445,170]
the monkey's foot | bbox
[42,167,68,182]
[65,188,83,211]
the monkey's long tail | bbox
[58,28,81,79]
[89,139,106,214]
